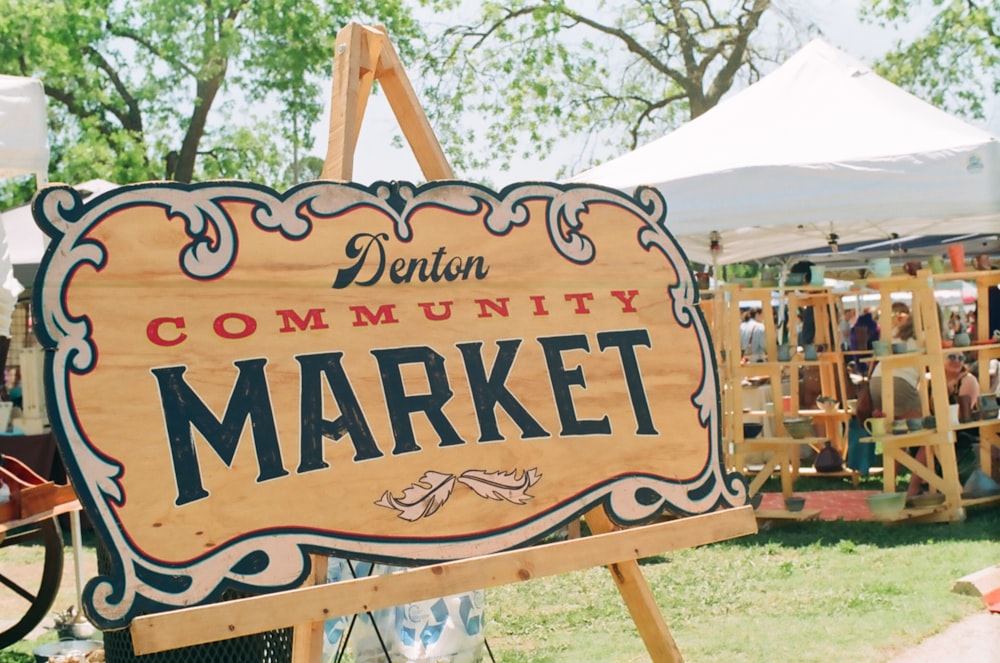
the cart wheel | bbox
[0,517,65,648]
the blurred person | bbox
[744,308,766,362]
[788,261,815,345]
[839,307,856,351]
[850,309,880,372]
[869,311,920,423]
[946,310,964,339]
[738,308,752,358]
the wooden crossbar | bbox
[130,506,757,655]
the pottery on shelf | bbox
[783,416,814,439]
[784,496,806,512]
[867,492,905,516]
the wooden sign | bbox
[32,179,747,630]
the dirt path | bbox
[886,611,1000,662]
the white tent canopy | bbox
[0,75,49,182]
[570,38,1000,265]
[0,75,50,319]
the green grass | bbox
[2,507,998,662]
[485,507,1000,662]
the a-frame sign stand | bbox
[321,23,453,182]
[125,22,757,662]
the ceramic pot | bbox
[784,416,814,439]
[868,257,891,277]
[864,417,887,437]
[948,244,965,272]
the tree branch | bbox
[106,20,198,78]
[82,46,143,133]
[42,84,117,137]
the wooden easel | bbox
[128,22,757,662]
[321,23,453,182]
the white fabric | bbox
[1,179,119,266]
[0,75,49,334]
[0,75,49,182]
[0,221,22,335]
[569,39,1000,265]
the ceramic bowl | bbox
[784,496,806,512]
[33,640,102,663]
[743,422,763,439]
[816,397,839,413]
[866,492,906,517]
[783,416,813,439]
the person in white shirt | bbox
[743,309,767,362]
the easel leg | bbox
[584,508,684,663]
[291,554,328,663]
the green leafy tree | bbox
[861,0,1000,121]
[418,0,797,180]
[0,0,421,195]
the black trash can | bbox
[97,544,294,662]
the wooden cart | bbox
[0,454,80,648]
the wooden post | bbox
[290,557,327,663]
[585,507,685,663]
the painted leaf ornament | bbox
[376,471,457,521]
[458,468,541,504]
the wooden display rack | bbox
[853,272,964,522]
[718,282,855,515]
[931,268,1000,508]
[124,22,757,662]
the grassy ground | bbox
[1,503,998,662]
[482,505,1000,662]
[0,521,100,661]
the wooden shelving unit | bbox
[718,283,854,512]
[713,266,999,524]
[852,272,964,522]
[931,269,1000,509]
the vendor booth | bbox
[572,39,1000,522]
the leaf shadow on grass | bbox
[635,505,1000,566]
[730,506,1000,552]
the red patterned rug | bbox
[759,490,881,521]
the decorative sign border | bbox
[32,180,746,628]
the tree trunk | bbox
[172,67,226,183]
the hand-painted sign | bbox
[32,180,745,628]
